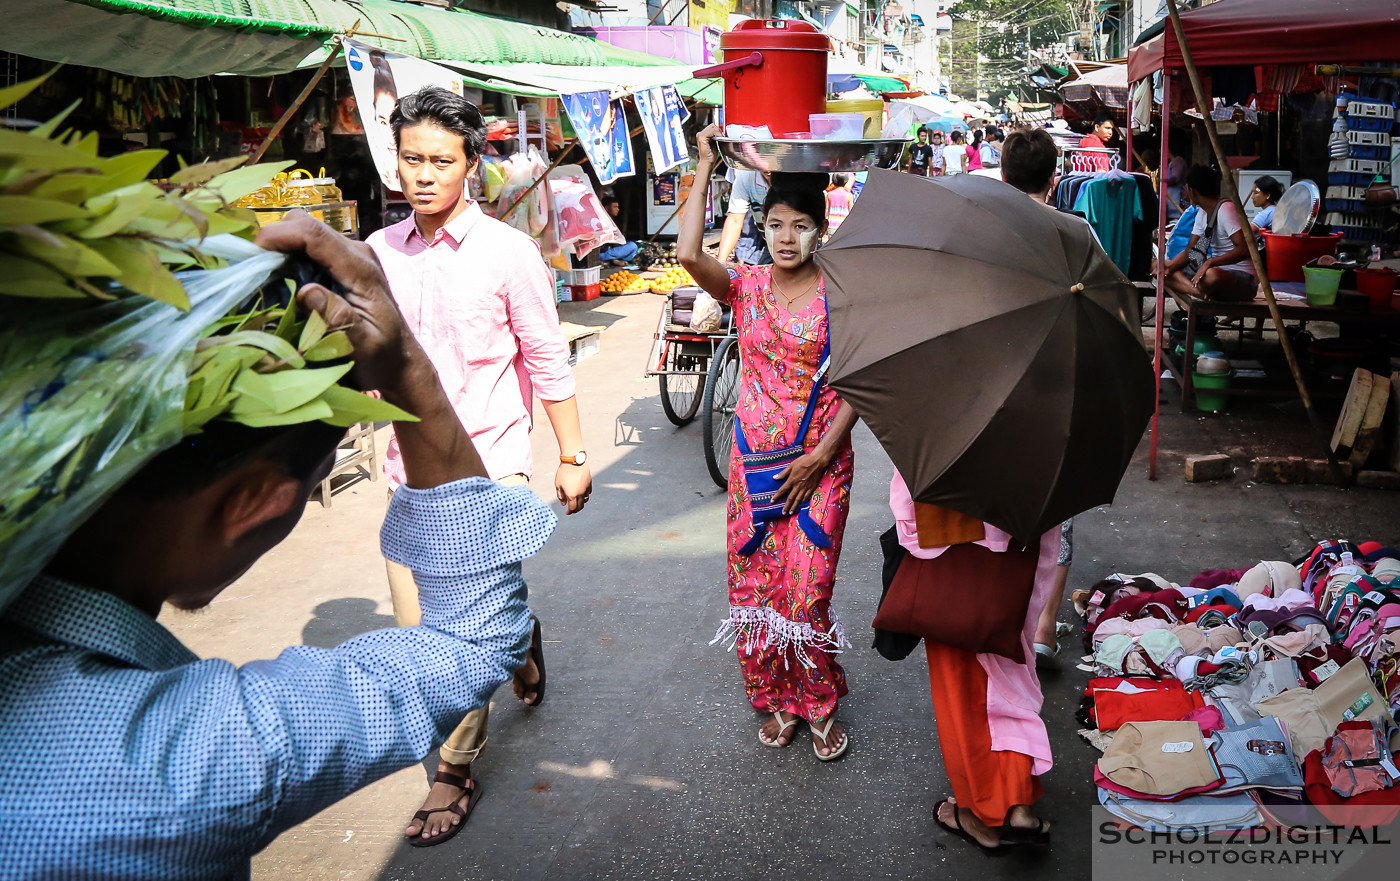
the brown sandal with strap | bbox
[407,771,482,848]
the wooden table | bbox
[1163,288,1400,411]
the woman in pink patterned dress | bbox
[679,125,859,760]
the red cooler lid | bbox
[720,19,828,52]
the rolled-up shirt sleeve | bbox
[236,478,555,839]
[506,253,577,402]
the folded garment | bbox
[1321,718,1397,798]
[1094,765,1224,800]
[1097,787,1261,833]
[1256,658,1393,757]
[1089,677,1206,730]
[1098,720,1222,796]
[1238,605,1329,641]
[1251,622,1330,660]
[1095,630,1185,677]
[1241,588,1313,614]
[1182,705,1226,734]
[1190,568,1250,590]
[1185,604,1237,626]
[1209,715,1306,792]
[1092,616,1171,645]
[1303,732,1400,825]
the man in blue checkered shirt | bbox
[0,215,555,880]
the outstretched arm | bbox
[678,123,737,303]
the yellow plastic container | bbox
[824,98,884,138]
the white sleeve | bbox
[1192,209,1208,237]
[1218,202,1244,238]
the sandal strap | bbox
[810,716,839,741]
[433,771,471,790]
[773,712,799,733]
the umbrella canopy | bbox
[816,169,1154,543]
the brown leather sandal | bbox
[407,771,482,848]
[517,615,546,708]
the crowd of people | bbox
[906,124,1007,177]
[2,86,1136,877]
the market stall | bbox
[1123,0,1400,476]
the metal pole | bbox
[1161,0,1321,425]
[1148,72,1169,480]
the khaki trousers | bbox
[386,474,528,765]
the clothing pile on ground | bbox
[1072,541,1400,830]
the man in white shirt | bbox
[1160,164,1257,302]
[718,169,771,264]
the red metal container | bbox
[1261,231,1342,282]
[694,20,828,138]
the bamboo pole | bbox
[1149,72,1170,480]
[1161,0,1342,474]
[250,40,344,165]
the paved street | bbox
[166,292,1400,881]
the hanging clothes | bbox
[1072,176,1144,275]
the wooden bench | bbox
[317,422,378,507]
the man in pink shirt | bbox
[366,86,592,847]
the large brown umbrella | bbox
[816,167,1154,543]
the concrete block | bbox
[1357,470,1400,491]
[1253,456,1306,484]
[1185,454,1232,482]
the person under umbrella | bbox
[819,140,1153,846]
[679,124,859,761]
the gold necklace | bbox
[771,270,819,307]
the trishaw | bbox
[644,285,739,490]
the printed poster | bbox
[344,39,465,191]
[634,85,690,174]
[559,90,635,185]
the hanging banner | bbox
[559,90,635,185]
[344,39,464,191]
[634,84,690,174]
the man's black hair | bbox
[1186,163,1221,198]
[1001,128,1058,195]
[389,86,487,162]
[600,194,620,206]
[950,130,965,144]
[1093,113,1114,128]
[1254,174,1285,204]
[117,420,348,501]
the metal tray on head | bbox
[716,137,909,173]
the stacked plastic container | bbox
[1325,96,1395,245]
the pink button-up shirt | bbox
[367,202,575,487]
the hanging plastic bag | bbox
[0,249,287,612]
[689,290,724,334]
[549,164,623,258]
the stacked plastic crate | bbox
[1325,97,1395,245]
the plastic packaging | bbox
[809,113,865,140]
[689,290,724,333]
[0,249,287,611]
[549,164,623,258]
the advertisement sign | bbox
[559,90,635,185]
[344,40,464,190]
[634,84,690,174]
[688,0,729,31]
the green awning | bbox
[2,0,333,76]
[1,0,684,78]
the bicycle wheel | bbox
[702,335,740,490]
[659,350,703,425]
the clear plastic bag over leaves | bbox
[0,249,287,611]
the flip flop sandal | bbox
[758,712,801,748]
[934,799,1012,857]
[810,716,849,762]
[1001,817,1052,847]
[517,615,546,708]
[407,771,482,848]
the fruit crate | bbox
[1329,157,1386,187]
[565,266,602,286]
[1346,130,1392,147]
[1347,100,1396,121]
